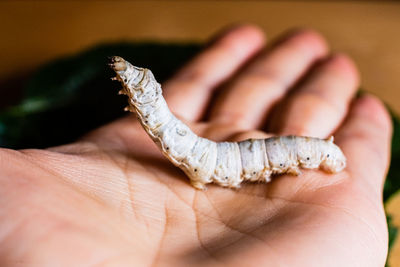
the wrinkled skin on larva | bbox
[109,56,347,190]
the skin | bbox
[0,25,392,267]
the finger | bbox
[336,95,392,193]
[163,24,266,121]
[269,53,359,138]
[209,29,328,129]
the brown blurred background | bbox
[1,0,400,265]
[1,1,400,112]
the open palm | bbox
[0,26,391,267]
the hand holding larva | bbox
[109,56,346,190]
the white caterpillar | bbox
[109,56,346,190]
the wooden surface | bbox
[1,1,400,265]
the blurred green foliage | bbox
[0,43,199,148]
[0,43,398,265]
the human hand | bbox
[0,25,391,266]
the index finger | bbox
[163,25,266,121]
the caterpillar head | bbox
[319,137,346,173]
[109,56,160,104]
[109,56,127,73]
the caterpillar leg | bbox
[287,167,301,176]
[190,180,207,190]
[258,171,272,183]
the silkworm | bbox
[109,56,346,190]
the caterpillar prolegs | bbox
[109,56,346,190]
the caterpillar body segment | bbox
[109,56,346,190]
[213,142,243,188]
[238,139,271,183]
